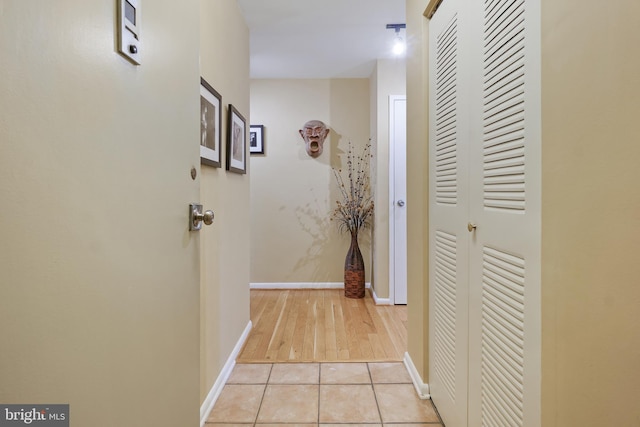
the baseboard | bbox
[251,283,393,305]
[404,351,430,400]
[369,287,392,305]
[250,282,372,290]
[200,320,253,427]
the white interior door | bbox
[466,0,541,425]
[428,0,541,426]
[389,95,407,305]
[428,0,470,424]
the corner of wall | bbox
[200,321,252,426]
[405,0,432,385]
[404,352,430,399]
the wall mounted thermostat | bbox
[117,0,141,65]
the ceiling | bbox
[237,0,406,79]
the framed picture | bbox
[226,104,247,174]
[250,125,265,154]
[200,77,222,167]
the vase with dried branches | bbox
[332,141,374,298]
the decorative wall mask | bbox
[299,120,330,158]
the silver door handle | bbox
[189,203,215,231]
[397,200,405,207]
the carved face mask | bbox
[299,120,330,157]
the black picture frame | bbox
[250,125,265,155]
[226,104,247,174]
[200,77,222,167]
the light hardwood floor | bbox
[237,289,407,363]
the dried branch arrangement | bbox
[331,141,374,235]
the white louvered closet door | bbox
[428,0,541,426]
[466,0,541,425]
[427,0,470,425]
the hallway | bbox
[1,2,637,426]
[206,290,440,425]
[206,362,444,426]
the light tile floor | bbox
[206,362,444,426]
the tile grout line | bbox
[430,394,446,426]
[252,363,273,426]
[367,362,385,425]
[317,363,322,425]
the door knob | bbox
[397,200,405,207]
[467,222,477,232]
[189,203,215,231]
[195,210,214,225]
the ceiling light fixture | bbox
[386,23,406,56]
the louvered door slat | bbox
[435,15,459,206]
[484,57,524,96]
[433,230,458,401]
[482,332,525,390]
[481,246,525,427]
[484,133,524,154]
[484,77,524,114]
[436,117,456,138]
[482,6,526,218]
[484,0,524,48]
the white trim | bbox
[404,351,430,400]
[251,283,394,306]
[369,287,392,305]
[388,95,398,306]
[250,282,372,290]
[200,321,253,427]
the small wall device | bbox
[117,0,141,65]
